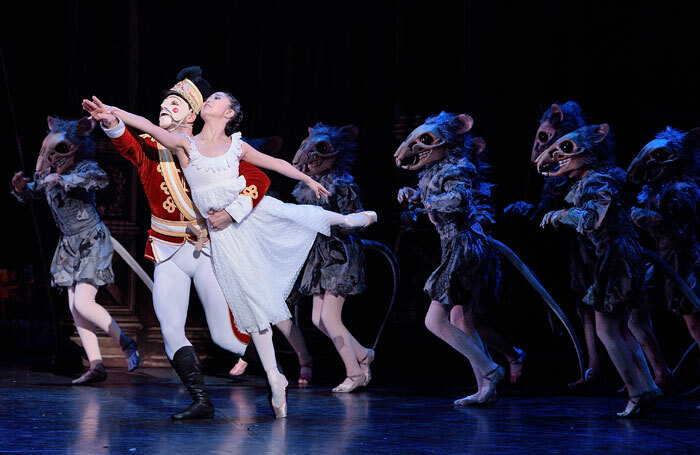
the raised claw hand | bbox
[397,187,420,206]
[11,171,29,192]
[503,201,534,219]
[540,209,564,229]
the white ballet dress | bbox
[182,133,330,333]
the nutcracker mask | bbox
[160,66,212,130]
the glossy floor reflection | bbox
[1,364,698,454]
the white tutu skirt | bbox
[209,196,330,333]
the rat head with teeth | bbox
[293,123,358,177]
[535,124,614,179]
[394,112,473,172]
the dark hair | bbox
[163,66,213,110]
[222,92,244,135]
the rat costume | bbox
[289,123,382,393]
[504,101,597,387]
[418,158,500,311]
[291,126,367,298]
[13,116,138,384]
[293,171,366,296]
[628,128,700,316]
[100,67,270,419]
[14,160,115,288]
[553,166,646,313]
[538,124,661,418]
[394,112,505,405]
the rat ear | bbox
[592,124,610,143]
[339,124,359,141]
[76,116,97,136]
[550,104,564,125]
[472,137,486,156]
[47,116,57,131]
[455,114,473,134]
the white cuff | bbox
[225,196,253,223]
[101,118,126,138]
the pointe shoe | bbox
[341,211,378,228]
[474,365,505,407]
[72,362,107,385]
[298,361,313,385]
[229,358,248,377]
[269,373,288,419]
[509,347,526,384]
[332,374,365,393]
[122,338,140,372]
[616,387,662,419]
[359,349,375,386]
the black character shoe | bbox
[72,362,107,385]
[616,387,663,419]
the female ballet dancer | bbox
[83,93,376,418]
[11,116,139,384]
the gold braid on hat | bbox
[169,78,204,114]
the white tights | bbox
[68,282,129,364]
[153,243,248,359]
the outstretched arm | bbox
[83,96,190,163]
[240,142,330,198]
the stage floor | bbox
[1,363,698,455]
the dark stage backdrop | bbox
[2,1,699,384]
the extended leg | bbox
[321,209,377,228]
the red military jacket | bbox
[107,125,271,262]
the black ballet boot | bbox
[169,346,215,420]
